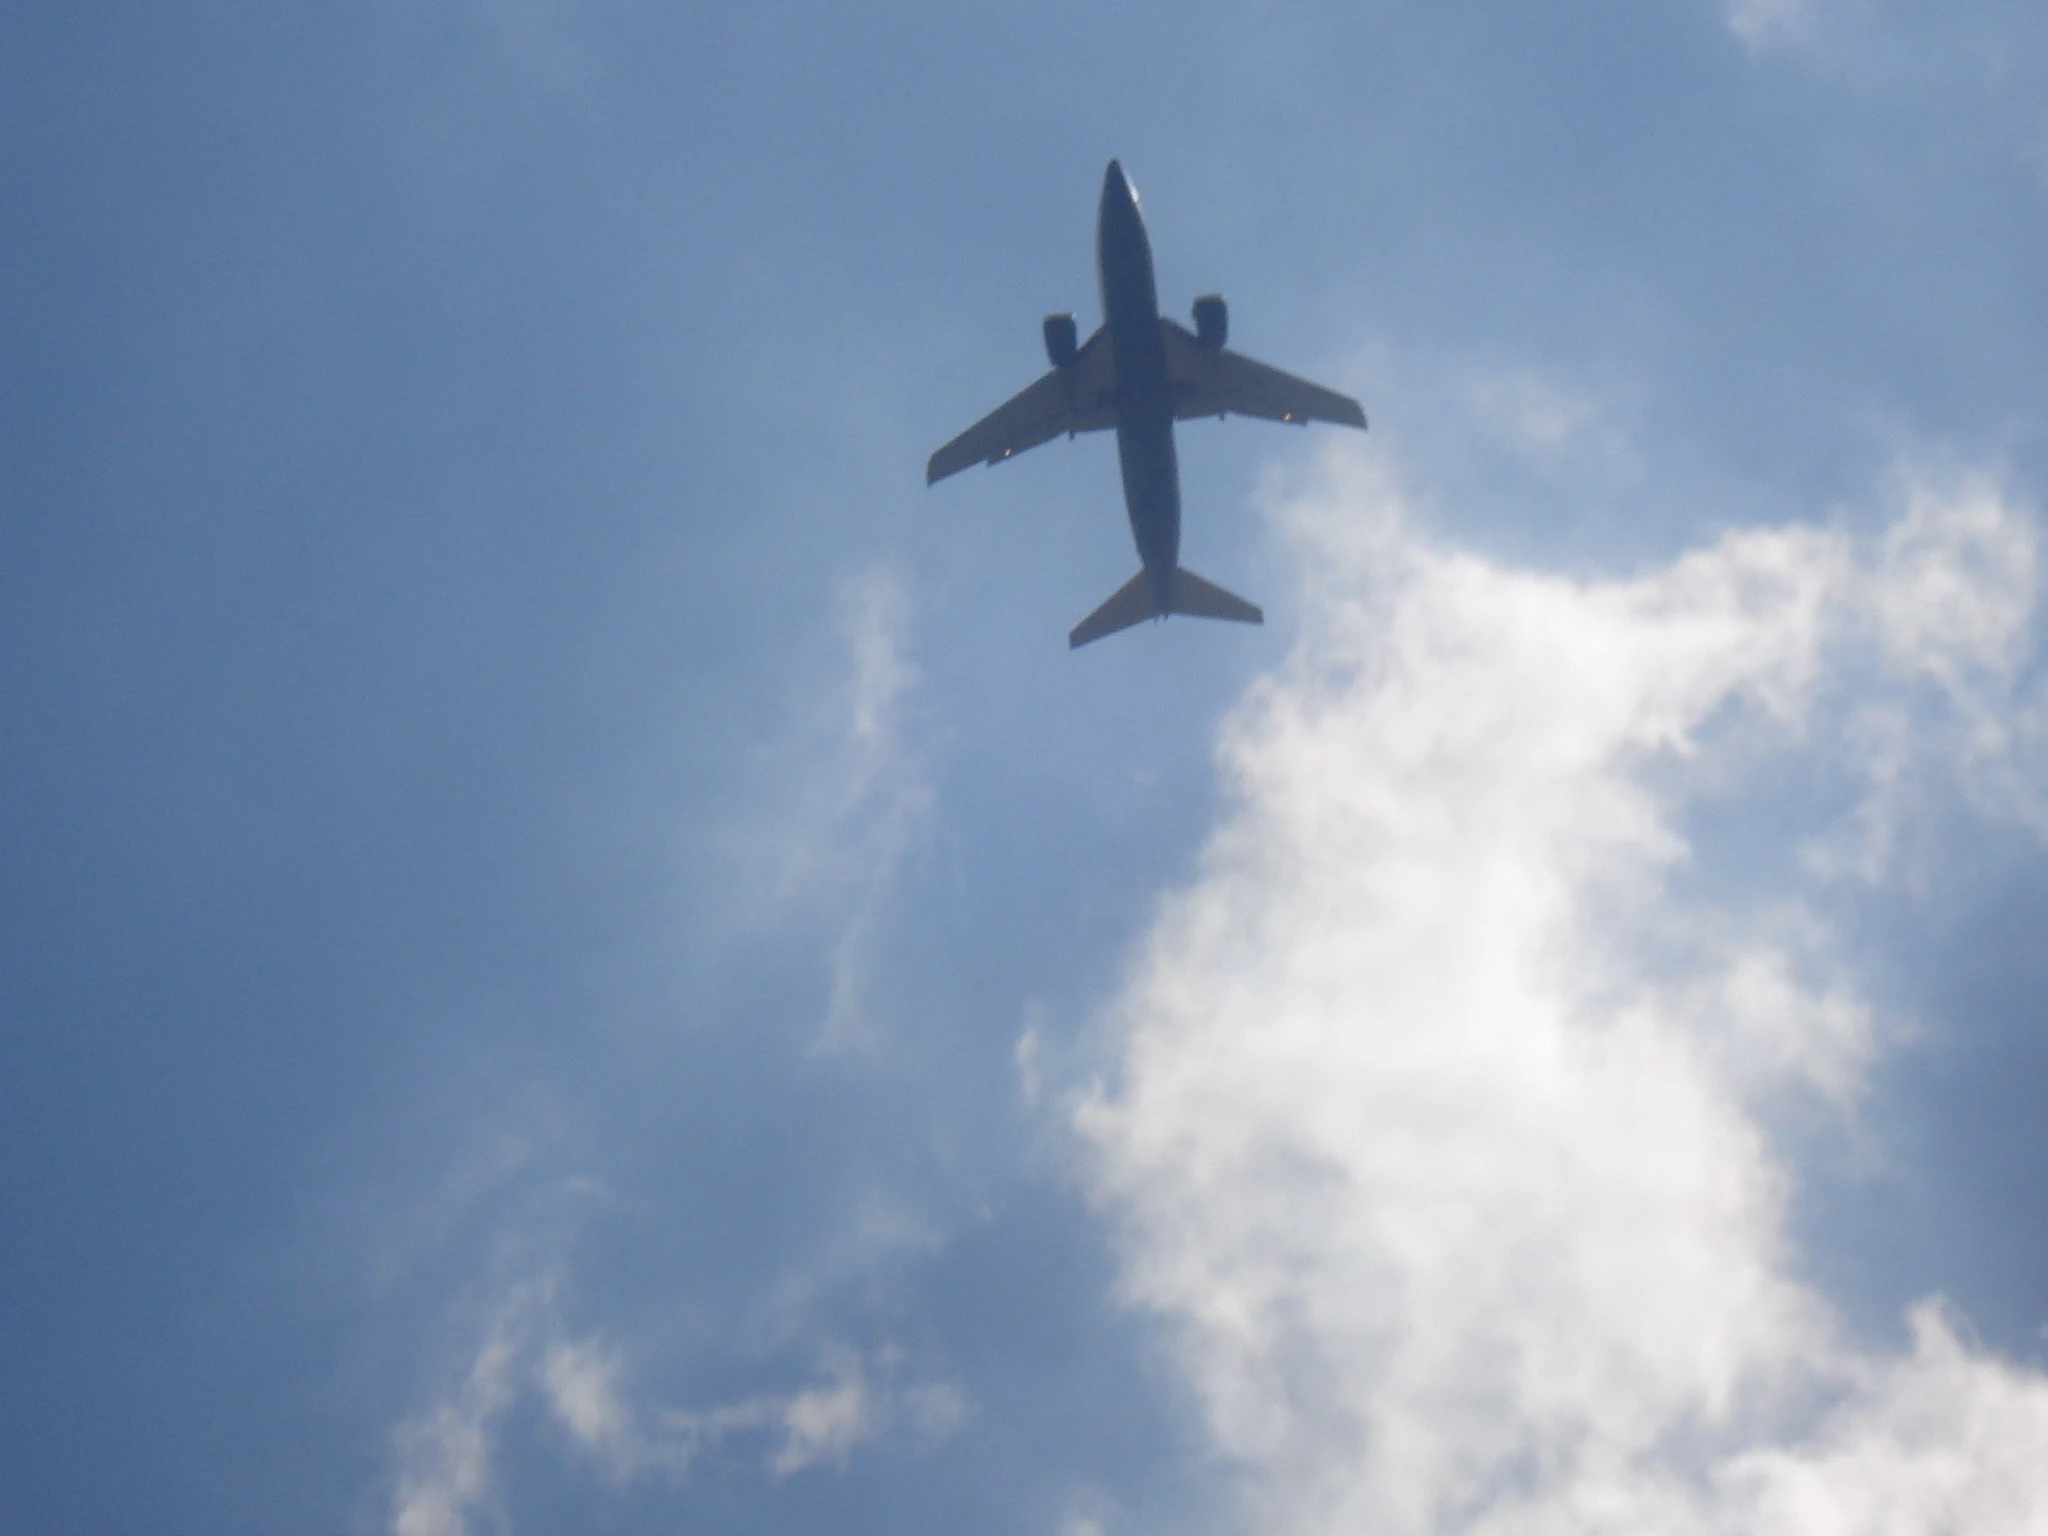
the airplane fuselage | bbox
[925,158,1364,646]
[1097,161,1180,611]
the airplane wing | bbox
[1160,317,1367,431]
[926,326,1118,485]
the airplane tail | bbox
[1068,566,1264,649]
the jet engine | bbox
[1043,313,1079,368]
[1193,294,1227,349]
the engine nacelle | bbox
[1043,312,1079,368]
[1193,294,1227,349]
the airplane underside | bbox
[925,159,1366,648]
[1068,564,1266,649]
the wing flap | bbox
[927,326,1117,484]
[1160,317,1366,431]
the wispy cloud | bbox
[1463,368,1640,481]
[391,1281,549,1536]
[816,564,932,1051]
[1718,0,1925,74]
[393,1315,964,1535]
[705,561,932,1051]
[1725,0,1826,51]
[541,1338,907,1481]
[1078,447,2048,1534]
[378,559,949,1535]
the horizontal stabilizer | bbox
[1170,567,1263,626]
[1069,570,1160,648]
[1068,567,1264,649]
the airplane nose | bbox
[1103,158,1134,208]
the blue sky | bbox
[7,4,2048,1533]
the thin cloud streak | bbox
[1079,448,2048,1534]
[1726,0,1826,51]
[379,560,949,1536]
[817,563,932,1053]
[391,1280,546,1536]
[393,1306,964,1535]
[692,560,931,1052]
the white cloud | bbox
[1018,1015,1046,1108]
[1464,368,1638,479]
[389,1297,965,1535]
[391,1284,544,1536]
[540,1337,641,1469]
[1719,0,1911,67]
[816,564,931,1051]
[700,561,930,1051]
[576,1341,961,1482]
[1078,449,2048,1536]
[1726,0,1823,50]
[1716,1301,2048,1534]
[768,1349,875,1474]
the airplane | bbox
[927,159,1367,649]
